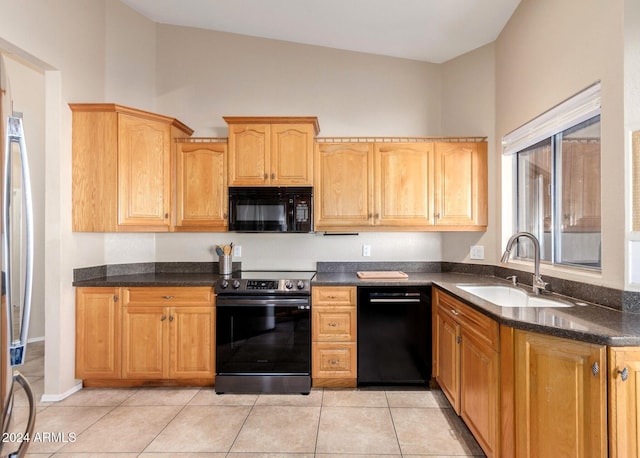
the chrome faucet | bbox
[501,232,548,295]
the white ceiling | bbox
[120,0,521,63]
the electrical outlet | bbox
[233,245,242,257]
[362,244,371,257]
[470,245,484,260]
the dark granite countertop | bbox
[73,262,640,347]
[313,270,640,347]
[73,272,221,287]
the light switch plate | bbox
[470,245,484,260]
[362,244,371,257]
[233,245,242,257]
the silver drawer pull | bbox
[163,295,174,300]
[450,309,459,316]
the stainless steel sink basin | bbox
[456,285,573,308]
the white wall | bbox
[440,43,497,265]
[0,0,159,398]
[495,0,625,289]
[148,24,448,268]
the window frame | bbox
[503,83,602,271]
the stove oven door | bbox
[216,296,311,375]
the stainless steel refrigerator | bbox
[0,55,36,458]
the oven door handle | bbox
[217,297,310,307]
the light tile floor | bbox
[8,342,486,457]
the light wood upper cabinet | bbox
[375,142,434,227]
[315,139,487,231]
[434,142,487,229]
[608,347,640,458]
[174,140,228,232]
[117,113,171,228]
[70,104,193,232]
[225,117,319,186]
[514,330,607,458]
[314,142,373,229]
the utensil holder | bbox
[219,255,232,276]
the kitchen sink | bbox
[456,284,574,308]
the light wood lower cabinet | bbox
[122,305,215,379]
[513,330,607,458]
[432,288,500,458]
[608,347,640,458]
[76,287,121,379]
[76,286,215,386]
[311,286,357,387]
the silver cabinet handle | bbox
[163,295,174,300]
[592,362,600,376]
[450,309,459,316]
[618,367,629,382]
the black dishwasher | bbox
[357,286,431,385]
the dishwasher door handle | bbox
[369,298,422,303]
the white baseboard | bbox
[40,382,83,403]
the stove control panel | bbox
[215,273,314,295]
[247,280,279,290]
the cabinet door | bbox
[609,347,640,458]
[228,124,269,185]
[314,143,373,229]
[122,306,169,379]
[460,328,499,458]
[174,142,228,231]
[434,305,461,412]
[515,330,607,458]
[117,113,171,229]
[271,124,314,185]
[374,142,434,227]
[434,142,487,229]
[75,287,121,379]
[169,306,215,379]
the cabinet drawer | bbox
[123,287,215,306]
[312,286,356,306]
[313,307,357,341]
[434,289,499,351]
[312,342,357,378]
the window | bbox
[503,84,601,270]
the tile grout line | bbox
[313,388,325,456]
[52,386,141,456]
[224,393,259,457]
[384,390,405,457]
[139,394,196,455]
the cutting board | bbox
[357,271,409,279]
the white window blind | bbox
[502,82,601,155]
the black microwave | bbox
[228,187,313,233]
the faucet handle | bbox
[533,276,550,294]
[506,275,518,286]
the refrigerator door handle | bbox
[7,372,36,458]
[3,117,34,366]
